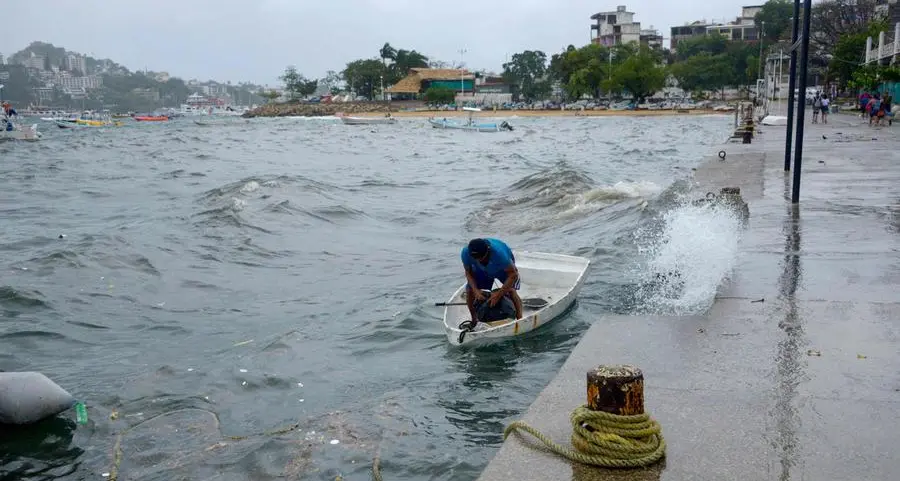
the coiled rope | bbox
[503,405,666,468]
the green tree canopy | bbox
[670,53,734,94]
[603,45,666,102]
[502,50,551,102]
[280,66,318,100]
[342,59,385,100]
[755,0,794,43]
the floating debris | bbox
[807,349,821,356]
[330,439,340,445]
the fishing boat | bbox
[0,123,41,140]
[441,251,591,346]
[428,107,513,132]
[338,113,397,125]
[133,115,169,122]
[75,119,123,127]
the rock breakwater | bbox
[242,101,395,118]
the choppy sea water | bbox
[1,114,742,481]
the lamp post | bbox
[458,47,467,95]
[380,75,384,101]
[758,21,765,80]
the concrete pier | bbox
[477,117,900,480]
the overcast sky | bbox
[4,0,753,86]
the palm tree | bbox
[380,43,397,68]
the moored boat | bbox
[441,251,590,346]
[1,123,42,140]
[428,107,513,132]
[133,115,169,122]
[338,114,397,125]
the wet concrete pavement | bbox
[477,117,900,481]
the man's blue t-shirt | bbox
[461,238,515,279]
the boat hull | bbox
[340,116,397,125]
[1,124,41,140]
[428,118,510,132]
[441,251,591,346]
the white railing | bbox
[865,22,900,64]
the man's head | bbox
[468,238,491,265]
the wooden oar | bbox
[434,297,548,309]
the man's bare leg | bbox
[509,289,523,319]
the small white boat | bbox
[441,251,591,346]
[760,114,788,126]
[0,123,41,140]
[338,114,397,125]
[428,107,513,132]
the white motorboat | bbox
[0,122,41,140]
[428,107,513,132]
[339,115,397,125]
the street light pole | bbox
[758,21,765,80]
[458,47,467,95]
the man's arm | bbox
[464,264,478,288]
[499,264,519,294]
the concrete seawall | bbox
[477,115,900,480]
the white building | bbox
[21,53,45,70]
[55,73,103,91]
[591,6,642,47]
[65,53,87,74]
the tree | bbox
[424,86,456,104]
[280,66,317,100]
[259,90,280,103]
[755,0,794,43]
[674,33,728,61]
[829,19,888,88]
[502,50,551,102]
[550,44,614,100]
[810,0,880,59]
[603,45,667,102]
[379,42,397,68]
[386,49,429,85]
[342,58,386,100]
[280,66,301,100]
[670,53,734,95]
[320,70,344,95]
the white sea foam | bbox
[631,196,745,314]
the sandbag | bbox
[473,289,517,323]
[0,372,76,425]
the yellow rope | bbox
[503,405,666,469]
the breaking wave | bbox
[628,193,746,314]
[465,163,662,234]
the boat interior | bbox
[444,254,589,330]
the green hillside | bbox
[2,41,265,111]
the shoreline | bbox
[343,108,727,118]
[241,100,734,119]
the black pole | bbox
[791,0,813,204]
[784,0,801,171]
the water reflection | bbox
[438,310,587,447]
[773,174,805,481]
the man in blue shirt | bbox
[460,238,523,323]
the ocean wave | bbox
[465,163,662,234]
